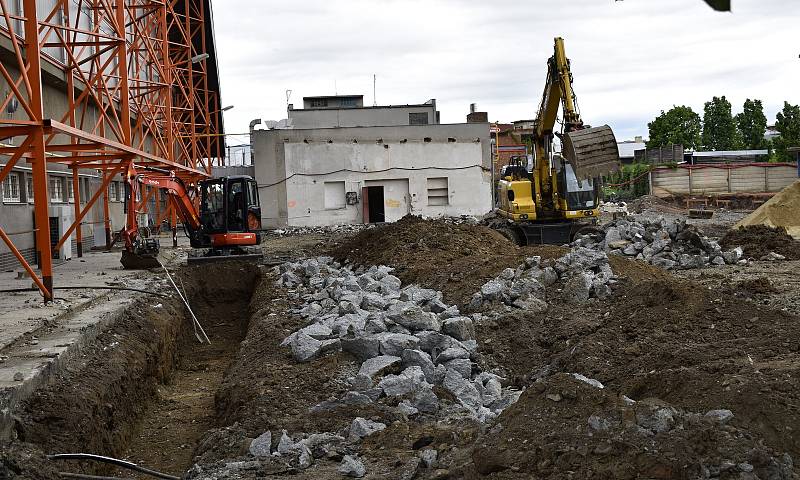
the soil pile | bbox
[328,215,565,306]
[736,180,800,238]
[720,225,800,260]
[627,195,685,214]
[455,373,794,479]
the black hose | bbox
[49,454,179,480]
[59,473,134,480]
[0,286,168,298]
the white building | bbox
[253,123,492,228]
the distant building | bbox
[618,136,646,164]
[690,150,769,164]
[288,95,440,129]
[466,103,488,124]
[254,96,491,227]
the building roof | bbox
[302,95,364,100]
[693,150,769,157]
[617,142,646,158]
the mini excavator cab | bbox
[193,176,262,250]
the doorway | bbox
[364,186,385,223]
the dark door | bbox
[366,186,385,223]
[49,217,59,259]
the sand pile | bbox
[736,180,800,238]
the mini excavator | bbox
[494,37,621,245]
[119,164,263,269]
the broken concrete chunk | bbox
[361,292,388,310]
[341,335,381,361]
[248,431,272,457]
[338,455,366,478]
[571,373,604,389]
[299,322,333,340]
[297,443,313,469]
[401,349,435,382]
[387,303,441,332]
[358,355,401,379]
[524,256,542,269]
[378,366,430,397]
[412,386,440,413]
[291,332,326,362]
[397,400,419,417]
[480,279,505,301]
[419,449,438,469]
[277,430,295,455]
[444,358,472,379]
[512,295,548,312]
[348,417,386,442]
[400,285,440,304]
[442,368,481,412]
[435,346,470,364]
[563,272,593,305]
[500,268,515,280]
[364,313,388,334]
[415,331,461,354]
[441,317,475,341]
[704,409,734,424]
[437,305,461,320]
[377,332,420,356]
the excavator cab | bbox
[193,176,262,250]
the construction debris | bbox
[573,217,744,269]
[470,248,616,309]
[276,257,522,423]
[721,225,800,260]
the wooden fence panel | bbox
[651,164,796,197]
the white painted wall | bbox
[254,123,492,228]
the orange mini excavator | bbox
[119,164,263,269]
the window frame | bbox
[409,112,429,125]
[49,176,64,203]
[323,181,347,210]
[2,172,21,203]
[426,177,449,206]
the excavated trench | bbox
[13,262,260,479]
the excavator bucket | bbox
[562,125,621,181]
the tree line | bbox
[646,98,800,162]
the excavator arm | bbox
[533,38,620,185]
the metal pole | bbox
[72,166,82,257]
[23,0,54,302]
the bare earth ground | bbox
[3,209,800,479]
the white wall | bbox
[289,104,437,129]
[254,124,492,228]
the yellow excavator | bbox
[494,37,621,245]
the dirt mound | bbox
[0,443,59,479]
[736,180,800,238]
[627,195,685,214]
[455,373,794,479]
[720,225,800,260]
[328,215,566,307]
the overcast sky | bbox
[212,0,799,143]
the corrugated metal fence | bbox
[651,163,797,197]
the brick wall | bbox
[0,247,36,272]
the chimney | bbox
[470,103,477,114]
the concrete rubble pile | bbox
[573,217,744,270]
[470,248,617,309]
[269,224,374,236]
[275,257,522,426]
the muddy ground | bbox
[2,212,799,479]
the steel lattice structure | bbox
[0,0,223,301]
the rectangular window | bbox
[426,177,449,206]
[409,112,429,125]
[323,181,346,209]
[49,176,64,203]
[68,178,75,202]
[340,98,356,107]
[2,172,21,202]
[26,174,33,203]
[80,177,90,203]
[109,181,118,202]
[310,98,328,108]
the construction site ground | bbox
[1,206,799,479]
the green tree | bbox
[773,102,800,162]
[646,106,702,150]
[702,96,742,151]
[735,99,768,150]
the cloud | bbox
[213,0,800,140]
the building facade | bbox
[253,123,492,228]
[288,96,440,129]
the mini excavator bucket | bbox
[562,125,621,181]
